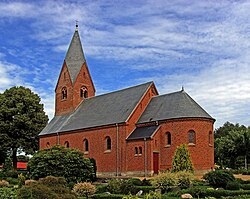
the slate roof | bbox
[39,82,153,136]
[127,126,159,140]
[138,90,214,124]
[65,29,85,83]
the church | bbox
[39,25,215,177]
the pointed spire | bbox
[181,86,184,92]
[65,24,85,83]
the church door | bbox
[153,152,159,174]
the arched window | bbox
[209,131,212,145]
[61,87,67,99]
[166,132,171,145]
[188,130,196,144]
[84,139,89,152]
[46,142,50,148]
[80,86,88,98]
[135,147,138,155]
[106,136,111,151]
[139,147,142,155]
[64,141,69,148]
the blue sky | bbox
[0,0,249,128]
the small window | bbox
[188,130,196,144]
[61,87,67,100]
[84,139,89,152]
[80,86,88,98]
[139,147,142,155]
[46,142,50,148]
[209,131,212,145]
[106,136,111,151]
[135,147,138,155]
[64,141,69,148]
[166,132,171,145]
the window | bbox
[139,147,142,155]
[166,132,171,145]
[84,139,89,152]
[188,130,196,144]
[61,87,67,100]
[209,131,212,145]
[46,142,50,148]
[135,147,138,155]
[64,141,69,148]
[80,86,88,98]
[106,136,111,151]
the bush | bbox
[172,144,194,172]
[5,170,18,178]
[107,179,136,195]
[127,178,142,186]
[141,178,151,186]
[144,191,161,199]
[17,176,76,199]
[18,173,26,187]
[203,170,235,188]
[0,187,17,199]
[96,184,108,194]
[28,146,96,183]
[151,172,177,192]
[226,181,240,190]
[73,182,96,197]
[0,180,9,188]
[176,171,194,189]
[25,180,37,186]
[241,184,250,190]
[91,194,125,199]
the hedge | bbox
[90,194,125,199]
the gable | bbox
[40,82,153,136]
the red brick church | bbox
[39,25,215,176]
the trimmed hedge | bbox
[90,194,125,199]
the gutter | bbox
[116,123,119,176]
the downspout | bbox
[57,132,60,145]
[116,123,119,176]
[144,137,147,177]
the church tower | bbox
[55,24,95,116]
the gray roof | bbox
[40,82,153,136]
[138,90,214,124]
[127,126,159,140]
[65,29,85,83]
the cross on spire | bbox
[75,20,78,31]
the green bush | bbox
[241,184,250,190]
[96,184,108,193]
[226,181,240,190]
[73,182,96,197]
[176,171,194,189]
[151,172,177,193]
[28,146,96,183]
[134,186,155,194]
[91,194,125,199]
[172,144,194,172]
[106,179,136,195]
[17,176,76,199]
[5,170,18,178]
[141,178,152,186]
[203,170,235,188]
[0,187,17,199]
[127,178,142,186]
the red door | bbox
[153,152,159,174]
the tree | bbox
[214,122,247,139]
[0,86,48,169]
[172,144,194,172]
[215,123,250,169]
[28,145,96,183]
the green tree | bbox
[214,122,247,139]
[28,145,96,183]
[172,144,194,172]
[0,86,48,169]
[215,123,250,169]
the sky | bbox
[0,0,249,129]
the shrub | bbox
[96,184,108,193]
[106,179,136,195]
[176,171,194,189]
[0,187,17,199]
[172,144,194,172]
[144,191,161,199]
[25,180,37,186]
[122,193,139,199]
[241,184,250,190]
[142,178,152,186]
[5,170,18,178]
[91,194,125,199]
[151,172,178,193]
[73,182,96,198]
[18,173,26,187]
[226,181,240,190]
[28,145,96,183]
[203,170,235,188]
[0,180,9,188]
[127,178,142,186]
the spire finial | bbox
[75,20,78,31]
[181,86,184,92]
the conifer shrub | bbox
[28,145,96,183]
[172,144,194,172]
[73,182,96,198]
[151,172,178,193]
[203,170,235,188]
